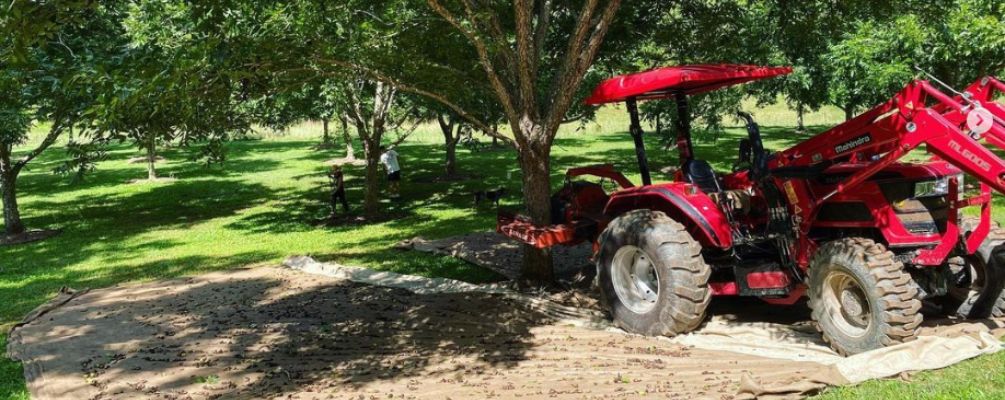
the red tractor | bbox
[499,64,1005,355]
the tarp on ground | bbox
[6,256,1003,400]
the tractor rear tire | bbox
[944,223,1005,319]
[808,238,922,355]
[596,210,711,336]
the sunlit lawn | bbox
[1,100,1003,399]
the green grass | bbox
[815,351,1005,399]
[193,374,221,385]
[0,100,1003,399]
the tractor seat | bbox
[684,159,722,193]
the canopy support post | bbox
[626,97,652,186]
[675,92,694,167]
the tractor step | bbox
[733,262,793,297]
[496,211,588,249]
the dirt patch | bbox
[126,156,166,164]
[8,266,835,400]
[0,229,62,246]
[395,232,594,281]
[410,173,482,183]
[325,157,365,167]
[312,211,411,227]
[127,177,178,184]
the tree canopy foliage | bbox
[3,0,1005,280]
[1,1,123,235]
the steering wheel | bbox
[732,160,751,173]
[590,177,615,193]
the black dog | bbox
[474,187,507,206]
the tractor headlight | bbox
[913,179,947,198]
[913,175,962,198]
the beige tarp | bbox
[394,233,594,280]
[286,257,1004,392]
[5,256,1003,400]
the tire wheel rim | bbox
[822,269,872,338]
[611,245,661,314]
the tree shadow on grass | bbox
[18,178,274,238]
[12,140,303,200]
[0,179,276,324]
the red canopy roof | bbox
[584,64,792,105]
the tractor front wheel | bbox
[596,210,711,336]
[944,226,1005,319]
[808,238,922,355]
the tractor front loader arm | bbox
[961,76,1005,147]
[772,78,1005,268]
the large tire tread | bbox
[597,210,712,336]
[946,220,1005,318]
[976,228,1005,318]
[809,238,922,355]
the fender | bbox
[604,183,733,249]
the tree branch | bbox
[514,0,537,116]
[464,0,520,89]
[451,125,464,145]
[371,81,396,132]
[532,0,552,72]
[386,106,417,133]
[546,0,621,137]
[427,0,519,126]
[344,82,370,139]
[436,113,453,140]
[575,1,620,75]
[13,121,66,176]
[389,115,421,147]
[316,57,515,147]
[542,0,600,141]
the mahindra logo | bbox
[834,134,872,154]
[948,140,992,172]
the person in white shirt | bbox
[379,145,401,198]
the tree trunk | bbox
[341,115,355,161]
[491,124,499,147]
[438,114,458,176]
[146,136,158,180]
[321,118,331,147]
[655,112,662,138]
[1,173,25,236]
[844,105,854,121]
[0,122,65,236]
[516,133,555,284]
[0,151,26,236]
[445,140,458,176]
[362,138,381,217]
[796,104,805,133]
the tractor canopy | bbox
[584,64,793,105]
[582,64,792,186]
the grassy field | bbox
[1,100,1003,399]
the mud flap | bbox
[969,243,1005,318]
